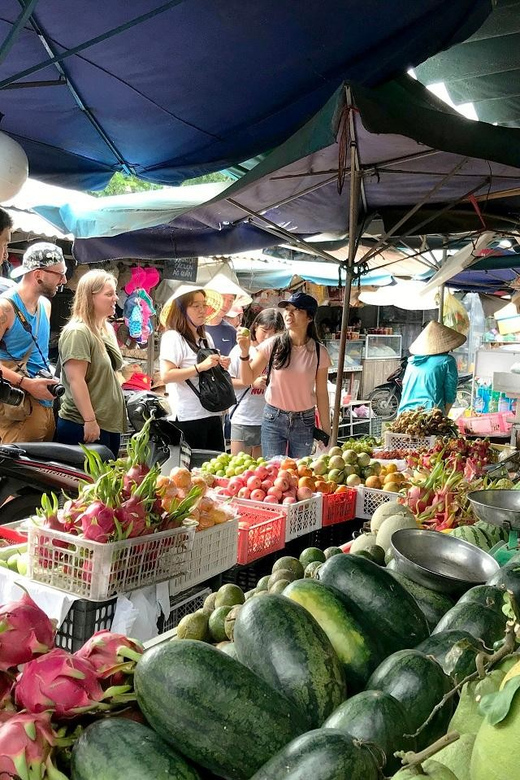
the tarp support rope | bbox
[468,194,488,230]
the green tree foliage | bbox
[89,171,232,197]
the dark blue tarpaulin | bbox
[72,77,520,263]
[0,0,491,189]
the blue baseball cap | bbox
[278,292,318,317]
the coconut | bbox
[370,501,414,533]
[376,514,417,554]
[349,532,377,554]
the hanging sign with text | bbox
[164,257,198,282]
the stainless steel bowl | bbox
[468,490,520,530]
[390,528,500,595]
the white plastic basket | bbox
[28,524,195,601]
[355,486,397,520]
[226,494,322,542]
[169,519,238,594]
[383,431,436,451]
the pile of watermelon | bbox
[69,534,520,780]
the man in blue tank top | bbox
[0,243,67,442]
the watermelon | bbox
[70,718,201,780]
[416,630,485,685]
[283,578,385,692]
[135,640,308,780]
[318,552,429,656]
[449,525,492,551]
[487,556,520,606]
[432,602,507,649]
[457,585,506,615]
[233,594,346,728]
[388,568,454,630]
[248,729,380,780]
[366,649,453,751]
[474,520,508,546]
[323,690,415,774]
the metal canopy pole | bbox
[438,242,448,322]
[0,0,40,66]
[331,97,361,444]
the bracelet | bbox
[239,355,250,361]
[17,375,25,388]
[194,364,200,374]
[84,418,96,423]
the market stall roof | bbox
[71,76,520,264]
[415,0,520,128]
[0,0,490,190]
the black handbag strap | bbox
[0,298,45,375]
[229,386,250,420]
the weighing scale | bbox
[468,490,520,566]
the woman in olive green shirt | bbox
[56,270,126,456]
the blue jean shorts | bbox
[231,423,262,447]
[261,403,315,460]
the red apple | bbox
[267,486,283,500]
[283,496,297,505]
[250,488,266,502]
[238,487,251,499]
[274,476,289,493]
[265,464,278,476]
[261,479,274,492]
[255,465,269,480]
[247,475,262,491]
[242,470,254,481]
[264,495,281,504]
[296,486,313,501]
[228,477,245,496]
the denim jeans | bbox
[56,417,121,459]
[261,403,315,459]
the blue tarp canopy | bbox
[0,0,491,190]
[69,76,520,264]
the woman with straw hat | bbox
[398,320,466,415]
[159,285,228,450]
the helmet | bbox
[126,391,170,432]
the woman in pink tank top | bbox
[238,292,331,459]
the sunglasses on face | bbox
[42,268,67,280]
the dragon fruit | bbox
[74,630,143,686]
[0,711,67,780]
[0,591,55,671]
[0,671,14,710]
[14,648,105,719]
[79,501,117,543]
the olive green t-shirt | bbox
[58,322,126,433]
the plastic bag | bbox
[443,293,469,335]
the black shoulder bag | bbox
[185,338,237,413]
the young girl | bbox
[238,292,331,459]
[56,270,125,455]
[228,308,284,458]
[160,287,230,451]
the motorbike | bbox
[366,357,473,420]
[0,388,220,524]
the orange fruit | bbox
[298,476,315,490]
[281,459,297,471]
[335,484,350,494]
[386,463,398,474]
[314,480,330,493]
[365,476,382,489]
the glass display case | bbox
[364,334,402,360]
[326,339,363,372]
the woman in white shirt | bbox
[160,288,230,450]
[228,308,284,458]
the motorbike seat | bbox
[0,442,115,467]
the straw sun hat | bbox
[409,320,466,356]
[159,285,224,328]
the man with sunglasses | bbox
[0,242,66,442]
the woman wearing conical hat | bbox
[397,321,466,415]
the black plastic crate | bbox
[55,598,117,652]
[160,585,212,633]
[222,552,277,591]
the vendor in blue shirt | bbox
[398,321,466,416]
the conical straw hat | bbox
[409,320,466,356]
[159,285,223,328]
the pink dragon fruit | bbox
[79,502,117,543]
[74,630,143,685]
[0,590,55,671]
[0,711,67,780]
[14,648,105,719]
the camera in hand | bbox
[36,369,65,399]
[0,372,25,406]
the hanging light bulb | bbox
[0,132,28,202]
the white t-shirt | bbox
[229,344,266,427]
[159,330,222,422]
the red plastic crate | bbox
[236,505,286,565]
[322,489,357,527]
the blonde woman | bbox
[55,270,125,455]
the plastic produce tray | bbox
[383,431,436,451]
[28,524,195,601]
[55,598,117,652]
[457,412,512,436]
[321,489,357,527]
[355,486,397,520]
[170,519,238,594]
[235,505,286,565]
[227,494,322,542]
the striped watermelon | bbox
[449,525,492,551]
[474,520,508,546]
